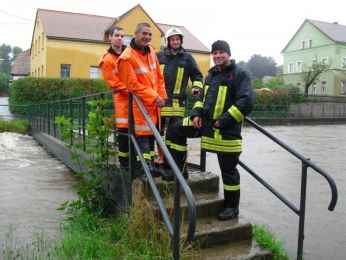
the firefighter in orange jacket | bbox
[99,26,128,169]
[117,23,167,182]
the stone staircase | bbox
[133,170,272,259]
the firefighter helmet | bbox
[165,27,184,43]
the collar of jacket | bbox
[130,38,151,54]
[163,47,185,56]
[209,59,236,75]
[108,45,127,56]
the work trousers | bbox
[117,128,129,168]
[166,119,240,208]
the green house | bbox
[282,19,346,96]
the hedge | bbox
[9,77,109,113]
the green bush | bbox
[0,118,29,134]
[263,76,285,89]
[0,72,11,95]
[9,77,108,113]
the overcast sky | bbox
[1,0,346,65]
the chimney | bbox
[333,22,338,25]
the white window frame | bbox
[341,81,345,94]
[321,81,327,94]
[296,61,303,73]
[123,35,132,46]
[308,39,312,48]
[312,81,317,94]
[61,64,71,78]
[288,62,294,73]
[301,40,306,49]
[341,57,346,68]
[89,66,100,79]
[321,57,329,65]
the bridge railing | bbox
[26,91,196,260]
[192,116,338,259]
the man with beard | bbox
[165,40,254,220]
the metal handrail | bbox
[241,116,338,259]
[130,94,196,260]
[23,91,196,260]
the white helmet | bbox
[165,27,184,43]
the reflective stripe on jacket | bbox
[99,46,128,128]
[117,42,167,135]
[157,47,203,117]
[191,60,254,154]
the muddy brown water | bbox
[188,124,346,260]
[1,95,345,259]
[0,132,78,253]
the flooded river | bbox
[1,95,345,259]
[0,132,78,253]
[189,124,346,260]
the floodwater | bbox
[0,97,12,120]
[0,132,78,253]
[188,124,346,260]
[1,96,345,259]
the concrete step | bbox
[146,170,220,199]
[193,239,273,260]
[181,215,252,248]
[150,192,224,220]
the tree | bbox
[301,60,329,97]
[0,44,12,74]
[0,72,11,95]
[247,54,277,79]
[11,46,23,63]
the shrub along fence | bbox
[9,77,109,114]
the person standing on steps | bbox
[99,26,129,170]
[165,40,254,220]
[117,22,167,183]
[156,27,203,181]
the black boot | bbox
[136,162,148,183]
[148,162,164,177]
[218,206,239,221]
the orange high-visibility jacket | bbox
[117,44,167,135]
[99,47,128,129]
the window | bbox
[123,35,132,46]
[341,81,345,94]
[341,57,346,68]
[38,36,40,53]
[296,61,303,73]
[312,81,317,94]
[321,81,327,94]
[311,59,317,65]
[42,33,44,50]
[301,40,305,49]
[288,62,294,73]
[308,39,312,48]
[61,64,71,78]
[321,57,329,65]
[41,65,44,77]
[89,66,100,78]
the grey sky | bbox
[1,0,345,65]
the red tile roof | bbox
[36,8,209,52]
[11,49,30,75]
[38,9,116,42]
